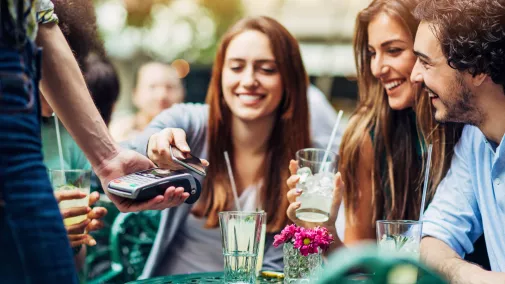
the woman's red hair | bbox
[192,16,311,232]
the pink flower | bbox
[313,226,334,251]
[273,224,299,247]
[293,228,320,256]
[282,224,298,239]
[273,225,335,255]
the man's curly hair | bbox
[414,0,505,89]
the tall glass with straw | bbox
[49,115,91,226]
[295,111,343,222]
[223,151,266,277]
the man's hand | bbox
[94,148,190,212]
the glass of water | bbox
[219,211,266,284]
[377,220,423,284]
[376,220,422,259]
[295,148,338,223]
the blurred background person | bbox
[83,53,121,126]
[110,62,185,142]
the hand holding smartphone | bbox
[169,144,207,176]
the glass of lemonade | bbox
[49,169,91,226]
[377,220,423,284]
[295,148,338,223]
[219,211,265,284]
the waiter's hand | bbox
[95,148,191,212]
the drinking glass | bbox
[295,148,338,222]
[49,169,91,226]
[219,211,265,284]
[256,211,266,277]
[377,220,423,284]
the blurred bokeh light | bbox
[93,0,371,118]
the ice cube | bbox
[379,235,397,252]
[319,176,333,187]
[400,237,419,253]
[297,167,312,184]
[306,175,320,187]
[315,172,334,187]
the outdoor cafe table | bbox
[125,271,283,284]
[125,272,373,284]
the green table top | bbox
[125,272,283,284]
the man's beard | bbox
[425,75,481,125]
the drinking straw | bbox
[54,115,65,172]
[419,144,433,222]
[224,151,242,211]
[320,110,344,173]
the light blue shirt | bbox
[422,125,505,271]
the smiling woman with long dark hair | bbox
[285,0,463,251]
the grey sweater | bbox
[128,88,341,278]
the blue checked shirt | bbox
[422,125,505,271]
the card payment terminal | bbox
[107,168,201,204]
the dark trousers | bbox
[0,40,78,283]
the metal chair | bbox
[87,209,161,284]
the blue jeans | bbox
[0,41,78,283]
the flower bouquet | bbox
[273,225,334,283]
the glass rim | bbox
[48,169,91,174]
[376,220,422,225]
[218,210,266,216]
[296,148,339,163]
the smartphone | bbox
[169,144,207,176]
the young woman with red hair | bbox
[128,16,331,277]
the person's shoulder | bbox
[150,103,209,142]
[156,103,208,126]
[36,0,59,25]
[160,103,208,116]
[461,125,483,140]
[36,0,54,12]
[307,85,326,101]
[179,102,209,114]
[109,114,136,142]
[458,125,485,150]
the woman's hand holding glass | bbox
[286,160,344,235]
[54,190,107,248]
[146,128,209,209]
